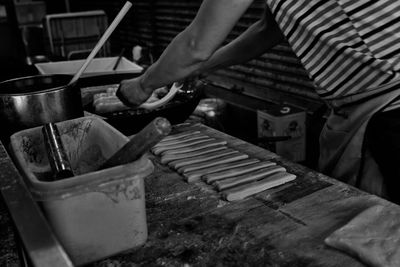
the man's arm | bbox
[195,7,284,76]
[118,2,283,106]
[140,0,254,89]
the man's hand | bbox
[116,77,153,107]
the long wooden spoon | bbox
[69,1,133,85]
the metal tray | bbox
[79,74,204,135]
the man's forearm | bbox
[140,30,209,90]
[140,4,283,91]
[197,14,284,76]
[140,0,254,91]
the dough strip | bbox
[222,172,296,201]
[160,131,201,142]
[204,161,277,184]
[152,138,215,155]
[214,165,286,191]
[169,149,238,169]
[179,153,249,178]
[161,140,228,156]
[154,133,210,148]
[186,158,260,183]
[160,145,227,164]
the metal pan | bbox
[0,74,83,140]
[81,75,205,135]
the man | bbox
[117,0,400,202]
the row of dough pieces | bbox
[151,130,296,201]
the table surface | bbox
[0,122,394,267]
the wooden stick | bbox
[112,48,126,71]
[69,1,132,85]
[100,117,171,169]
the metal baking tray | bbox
[79,74,204,135]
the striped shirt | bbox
[265,0,400,109]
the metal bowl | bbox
[0,74,83,139]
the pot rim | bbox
[0,74,74,96]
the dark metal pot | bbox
[0,74,83,139]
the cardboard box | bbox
[257,105,306,162]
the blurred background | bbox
[0,0,328,168]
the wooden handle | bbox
[42,123,74,180]
[100,117,171,169]
[112,48,126,71]
[69,1,132,85]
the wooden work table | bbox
[0,122,394,266]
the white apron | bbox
[319,79,400,198]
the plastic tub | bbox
[10,116,153,266]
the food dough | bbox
[154,133,210,148]
[214,165,286,191]
[92,84,163,114]
[222,172,296,201]
[168,149,238,169]
[160,145,227,164]
[325,205,400,267]
[161,140,228,156]
[204,161,277,184]
[179,153,249,181]
[185,158,260,182]
[152,137,215,155]
[160,131,201,142]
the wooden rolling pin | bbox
[100,117,171,169]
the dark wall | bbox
[0,0,31,80]
[41,0,68,14]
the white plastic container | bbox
[35,57,143,77]
[10,117,153,266]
